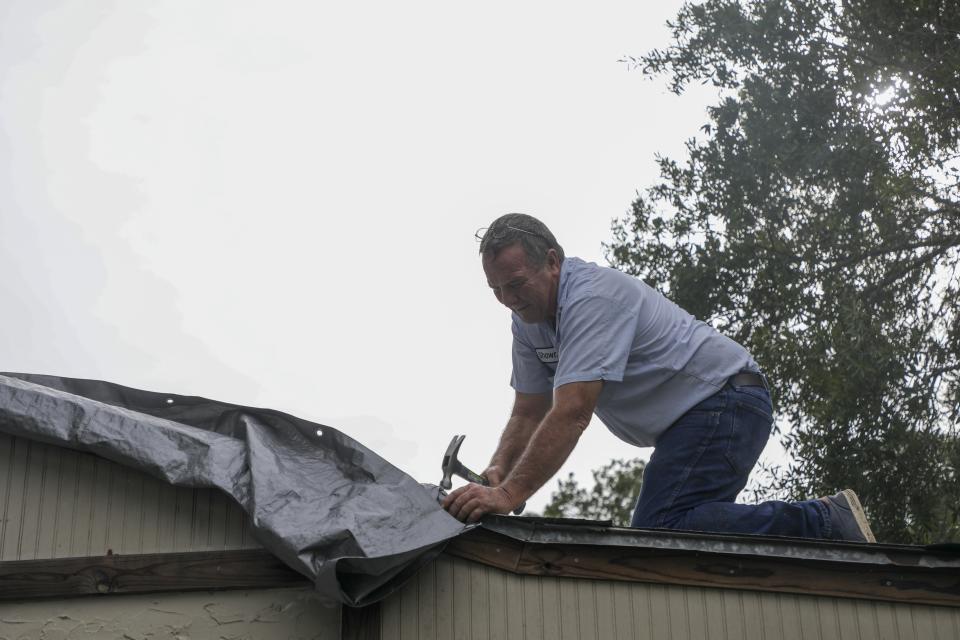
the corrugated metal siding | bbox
[0,434,259,560]
[380,555,960,640]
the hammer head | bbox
[440,434,464,490]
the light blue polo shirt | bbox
[510,257,758,447]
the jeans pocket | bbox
[724,400,773,476]
[731,384,772,406]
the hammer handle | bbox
[465,468,487,485]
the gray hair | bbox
[478,213,565,267]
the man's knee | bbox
[630,501,681,529]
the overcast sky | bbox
[0,1,781,512]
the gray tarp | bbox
[0,373,467,606]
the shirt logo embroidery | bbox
[535,347,558,364]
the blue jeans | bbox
[630,381,831,538]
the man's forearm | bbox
[443,382,598,524]
[499,409,586,506]
[487,414,540,479]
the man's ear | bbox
[545,248,561,272]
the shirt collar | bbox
[554,257,580,322]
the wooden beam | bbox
[446,527,960,608]
[0,549,309,600]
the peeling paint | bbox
[37,614,81,640]
[201,604,244,625]
[0,588,338,640]
[251,602,285,623]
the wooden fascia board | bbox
[0,550,383,639]
[445,527,960,608]
[3,531,957,612]
[0,549,308,600]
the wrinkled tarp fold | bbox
[0,373,467,606]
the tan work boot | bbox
[819,489,876,543]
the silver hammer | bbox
[440,434,525,515]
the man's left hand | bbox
[442,483,515,523]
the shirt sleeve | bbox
[554,294,637,388]
[509,316,553,394]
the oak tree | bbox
[609,0,960,542]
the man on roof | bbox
[442,213,876,543]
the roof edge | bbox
[443,521,960,608]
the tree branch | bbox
[930,363,960,376]
[864,244,957,299]
[819,235,960,273]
